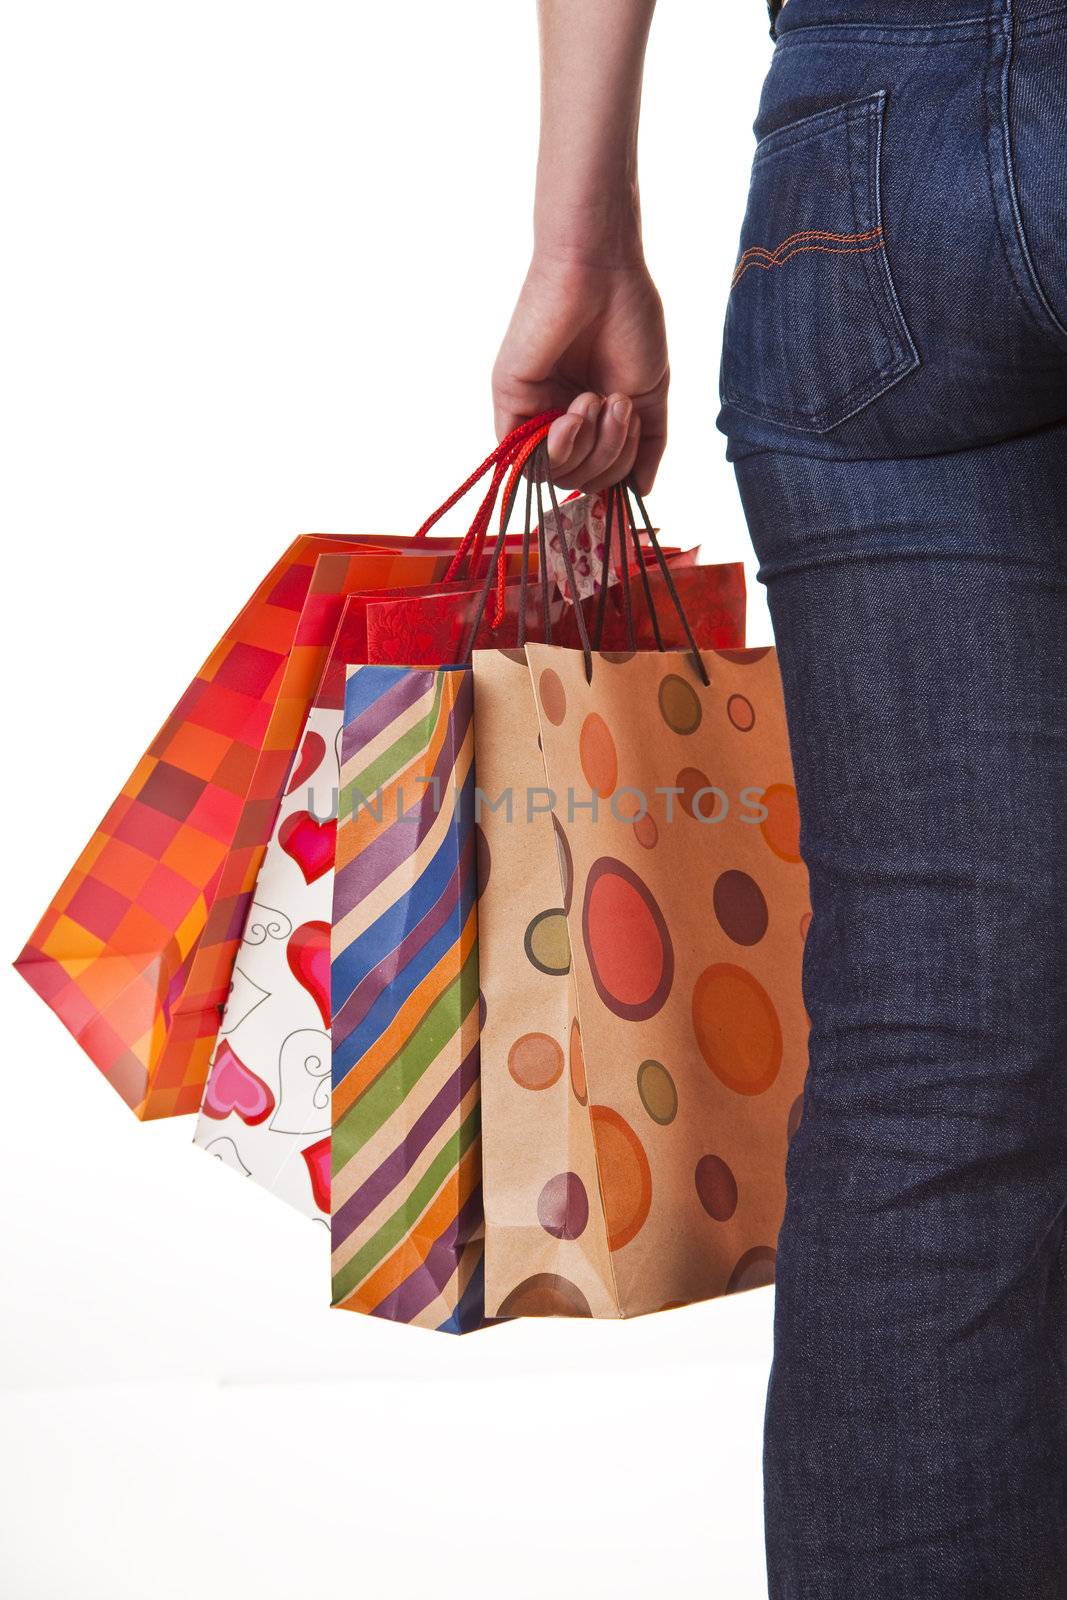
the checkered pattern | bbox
[177,548,460,1063]
[15,537,456,1120]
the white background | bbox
[1,4,776,1596]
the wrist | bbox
[533,187,644,270]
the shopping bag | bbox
[14,410,562,1120]
[191,596,368,1215]
[193,566,515,1214]
[14,536,464,1119]
[360,555,745,666]
[177,544,488,1080]
[473,648,618,1315]
[329,663,484,1332]
[479,638,810,1317]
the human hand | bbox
[492,251,669,494]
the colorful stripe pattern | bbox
[330,664,484,1332]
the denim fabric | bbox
[716,2,1067,1596]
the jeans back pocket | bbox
[720,91,918,434]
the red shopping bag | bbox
[357,558,745,665]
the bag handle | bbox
[492,425,555,619]
[413,411,566,586]
[456,424,709,688]
[459,435,598,673]
[588,481,708,685]
[624,481,710,685]
[458,441,597,683]
[511,458,556,649]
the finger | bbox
[628,379,668,494]
[494,403,526,443]
[546,392,602,480]
[555,393,633,492]
[583,412,641,495]
[632,424,666,496]
[494,399,564,447]
[494,392,571,444]
[493,377,577,447]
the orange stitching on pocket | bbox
[735,226,883,267]
[731,227,884,289]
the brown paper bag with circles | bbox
[474,648,617,1317]
[476,642,811,1318]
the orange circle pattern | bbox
[692,963,783,1095]
[761,783,802,863]
[589,1104,653,1251]
[579,712,618,798]
[508,1032,564,1091]
[569,1017,588,1106]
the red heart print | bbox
[287,920,331,1028]
[286,730,327,797]
[201,1041,276,1125]
[278,810,336,884]
[301,1136,331,1213]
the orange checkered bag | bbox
[14,417,562,1120]
[14,538,463,1118]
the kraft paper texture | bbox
[480,644,811,1317]
[473,650,617,1318]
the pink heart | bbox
[286,730,327,797]
[201,1041,276,1125]
[278,810,336,884]
[288,920,332,1028]
[301,1136,331,1214]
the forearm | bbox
[534,0,657,266]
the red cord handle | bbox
[489,423,554,623]
[443,414,561,584]
[445,454,512,582]
[414,411,565,558]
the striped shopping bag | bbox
[329,663,484,1332]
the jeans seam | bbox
[982,18,1047,340]
[851,101,899,374]
[775,21,997,49]
[755,543,1067,584]
[983,9,1067,345]
[723,355,917,433]
[860,93,921,393]
[753,93,882,164]
[999,0,1067,339]
[1017,2,1067,32]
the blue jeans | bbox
[716,2,1067,1595]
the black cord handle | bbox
[623,479,710,686]
[592,486,616,651]
[543,469,593,682]
[460,449,707,689]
